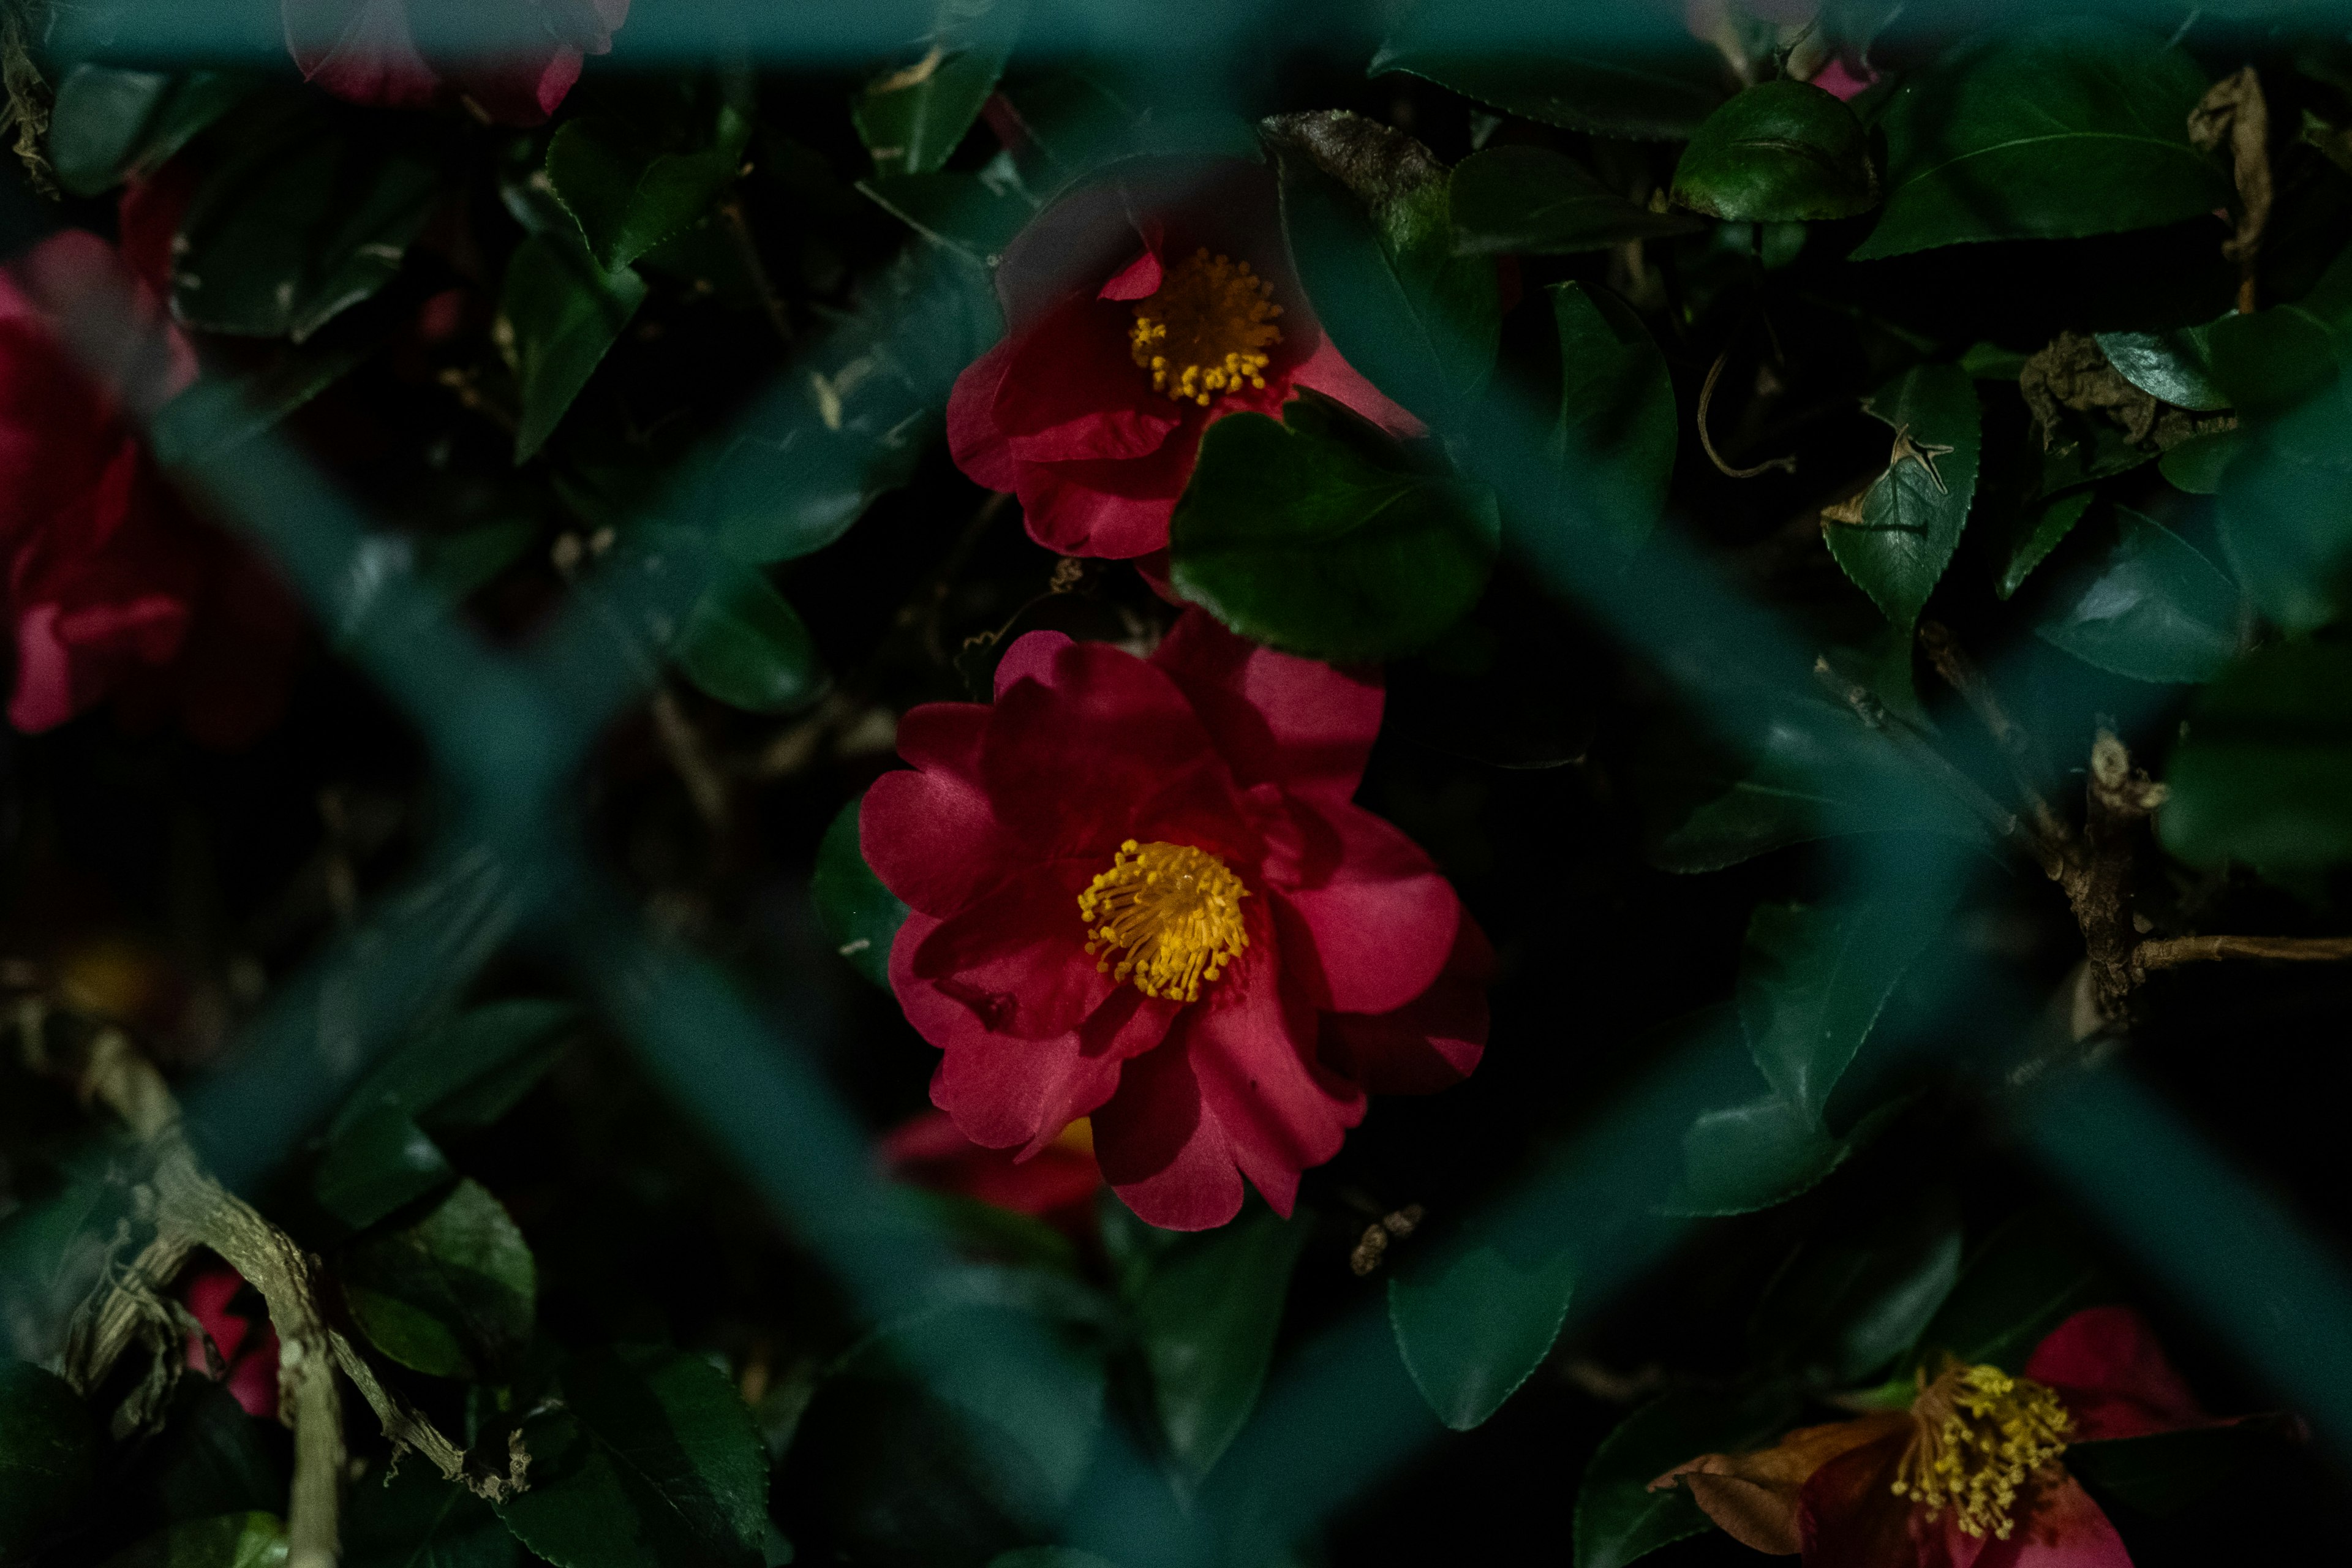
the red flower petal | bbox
[1093,1027,1246,1231]
[2025,1305,2209,1441]
[932,983,1175,1156]
[882,1109,1104,1218]
[948,338,1021,491]
[1098,247,1164,302]
[1972,1474,2131,1568]
[1012,426,1204,559]
[283,0,441,108]
[1150,608,1382,803]
[1289,333,1428,439]
[1319,914,1493,1093]
[908,859,1119,1041]
[992,630,1070,699]
[1272,795,1458,1015]
[863,702,1015,917]
[1798,1432,1954,1568]
[992,295,1179,466]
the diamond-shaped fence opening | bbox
[4,2,2351,1566]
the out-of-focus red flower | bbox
[1656,1306,2246,1567]
[1810,58,1880,102]
[947,160,1421,564]
[184,1262,280,1419]
[0,227,301,744]
[883,1109,1104,1225]
[281,0,630,125]
[861,611,1489,1232]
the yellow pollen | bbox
[1890,1359,2073,1541]
[1077,839,1250,1003]
[1128,247,1284,407]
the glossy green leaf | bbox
[2160,640,2352,870]
[49,66,253,197]
[98,1513,288,1568]
[174,119,441,341]
[1667,1088,1854,1217]
[547,101,752,275]
[1264,110,1499,424]
[1997,490,2095,600]
[1750,1190,1963,1385]
[0,1362,99,1557]
[676,566,824,714]
[859,164,1036,265]
[1825,364,1982,631]
[331,1000,581,1144]
[1851,19,2228,260]
[1572,1389,1801,1568]
[1910,1208,2111,1374]
[1737,884,1954,1127]
[341,1179,536,1381]
[499,233,650,463]
[813,793,910,989]
[1545,282,1675,557]
[2220,439,2352,632]
[1389,1234,1576,1432]
[150,298,400,468]
[1634,692,1991,873]
[2035,508,2240,684]
[2158,426,2246,495]
[314,1106,455,1232]
[1672,81,1876,222]
[496,1346,769,1568]
[851,0,1026,177]
[414,519,541,606]
[1168,392,1499,661]
[1370,8,1727,140]
[1131,1207,1308,1474]
[2097,322,2231,411]
[345,1464,515,1568]
[1449,146,1698,255]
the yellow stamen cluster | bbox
[1079,839,1250,1003]
[1128,248,1283,406]
[1892,1360,2073,1540]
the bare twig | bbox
[1811,658,2043,869]
[1917,621,2068,853]
[716,195,796,348]
[1698,352,1800,480]
[2133,934,2352,972]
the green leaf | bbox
[499,233,650,464]
[676,567,824,714]
[1737,885,1954,1127]
[98,1513,288,1568]
[415,519,541,606]
[851,1,1026,177]
[1544,282,1676,557]
[1667,1088,1855,1217]
[1825,363,1982,631]
[1850,19,2228,260]
[1671,81,1877,222]
[49,66,254,197]
[1389,1235,1577,1431]
[2219,437,2352,633]
[1264,110,1499,425]
[548,104,753,276]
[1634,692,1991,873]
[859,164,1037,265]
[1168,393,1499,662]
[341,1179,536,1381]
[1750,1190,1963,1385]
[2160,640,2352,870]
[345,1464,516,1568]
[1997,490,2095,600]
[496,1346,769,1568]
[1910,1208,2111,1374]
[1370,7,1727,140]
[1572,1389,1801,1568]
[150,301,400,468]
[1126,1207,1308,1476]
[2158,426,2247,495]
[2035,507,2240,684]
[174,115,441,342]
[314,1107,456,1232]
[2096,322,2231,412]
[0,1362,99,1558]
[1449,146,1699,255]
[330,1001,581,1144]
[148,1383,283,1523]
[812,793,910,989]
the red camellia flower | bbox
[883,1108,1104,1227]
[183,1261,281,1419]
[282,0,629,124]
[947,160,1421,564]
[861,609,1490,1231]
[1655,1306,2247,1567]
[1,231,299,744]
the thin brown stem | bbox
[717,196,796,348]
[1917,620,2069,854]
[2134,934,2352,972]
[1811,657,2045,870]
[1698,351,1798,480]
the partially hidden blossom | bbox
[883,1108,1104,1227]
[282,0,629,124]
[1,229,299,744]
[948,159,1420,565]
[862,611,1490,1231]
[1655,1306,2249,1567]
[183,1261,281,1419]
